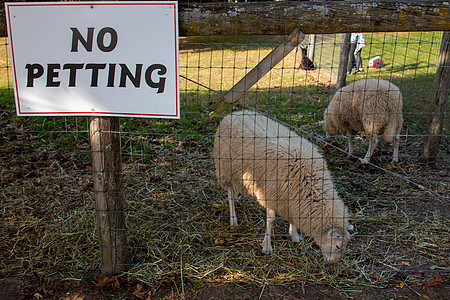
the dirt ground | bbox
[1,274,448,299]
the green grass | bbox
[3,32,443,135]
[0,31,446,178]
[0,38,12,90]
[349,32,443,133]
[0,31,445,168]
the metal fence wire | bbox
[0,0,448,293]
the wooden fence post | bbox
[89,116,128,276]
[308,34,316,62]
[422,31,450,162]
[336,33,351,88]
[212,29,304,113]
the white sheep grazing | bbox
[213,110,352,265]
[324,78,403,164]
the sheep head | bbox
[316,227,351,265]
[323,108,338,137]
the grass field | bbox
[0,32,448,298]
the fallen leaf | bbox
[422,295,429,299]
[33,293,43,299]
[132,284,150,300]
[114,276,120,289]
[397,281,405,288]
[67,292,85,300]
[214,237,226,246]
[98,276,118,287]
[422,273,445,288]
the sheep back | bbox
[213,110,350,237]
[324,79,403,143]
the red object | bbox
[368,56,384,68]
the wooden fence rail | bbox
[1,1,449,37]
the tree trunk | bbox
[422,31,450,162]
[336,33,351,89]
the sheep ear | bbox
[328,229,342,239]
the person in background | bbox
[354,32,366,73]
[348,32,366,74]
[347,34,357,74]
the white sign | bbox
[5,1,179,118]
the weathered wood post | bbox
[336,33,351,88]
[422,31,450,162]
[90,116,128,275]
[308,34,316,62]
[212,29,304,113]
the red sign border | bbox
[6,1,180,118]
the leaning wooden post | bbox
[90,116,128,275]
[422,31,450,162]
[336,33,351,88]
[212,29,304,113]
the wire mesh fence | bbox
[0,0,448,295]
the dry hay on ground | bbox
[0,109,448,290]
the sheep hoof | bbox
[359,158,370,164]
[391,158,398,164]
[230,217,238,227]
[291,234,301,243]
[261,238,273,254]
[261,247,273,255]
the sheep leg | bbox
[289,223,301,243]
[227,187,238,226]
[346,130,354,156]
[362,134,379,164]
[392,135,400,163]
[262,208,275,254]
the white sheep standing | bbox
[213,110,352,264]
[324,78,403,163]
